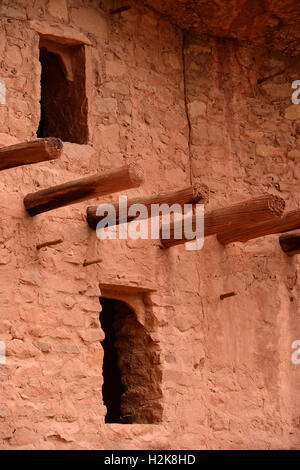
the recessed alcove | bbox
[99,290,162,424]
[37,38,88,144]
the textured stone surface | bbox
[0,0,299,451]
[143,0,300,56]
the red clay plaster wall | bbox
[0,0,299,449]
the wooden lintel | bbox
[161,194,285,248]
[99,282,156,294]
[279,231,300,256]
[217,209,300,245]
[24,164,144,216]
[0,138,62,171]
[86,183,209,229]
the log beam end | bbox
[279,231,300,256]
[193,183,209,204]
[268,194,286,217]
[128,162,144,187]
[0,137,63,171]
[43,137,63,159]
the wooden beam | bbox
[0,138,62,171]
[86,183,209,229]
[83,258,102,267]
[99,282,156,294]
[220,291,237,300]
[24,164,144,216]
[161,194,285,248]
[36,238,63,250]
[217,209,300,245]
[279,231,300,256]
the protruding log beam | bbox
[220,292,237,300]
[0,138,62,171]
[217,209,300,245]
[161,194,285,248]
[86,183,209,229]
[36,238,63,250]
[24,164,144,216]
[83,258,103,267]
[279,231,300,256]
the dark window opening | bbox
[37,40,88,144]
[99,297,163,424]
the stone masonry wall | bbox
[0,0,299,449]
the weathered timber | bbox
[279,231,300,256]
[24,164,144,216]
[36,238,63,250]
[217,209,300,245]
[161,194,285,248]
[86,183,209,229]
[0,138,62,171]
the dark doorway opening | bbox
[99,297,125,423]
[99,297,163,424]
[37,40,88,144]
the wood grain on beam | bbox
[162,194,285,248]
[24,164,144,216]
[86,183,209,229]
[217,209,300,245]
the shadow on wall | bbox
[99,297,163,424]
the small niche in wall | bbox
[37,38,88,144]
[99,296,163,424]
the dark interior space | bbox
[99,297,163,424]
[99,297,125,423]
[37,43,88,144]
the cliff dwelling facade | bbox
[0,0,299,450]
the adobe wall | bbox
[0,0,299,449]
